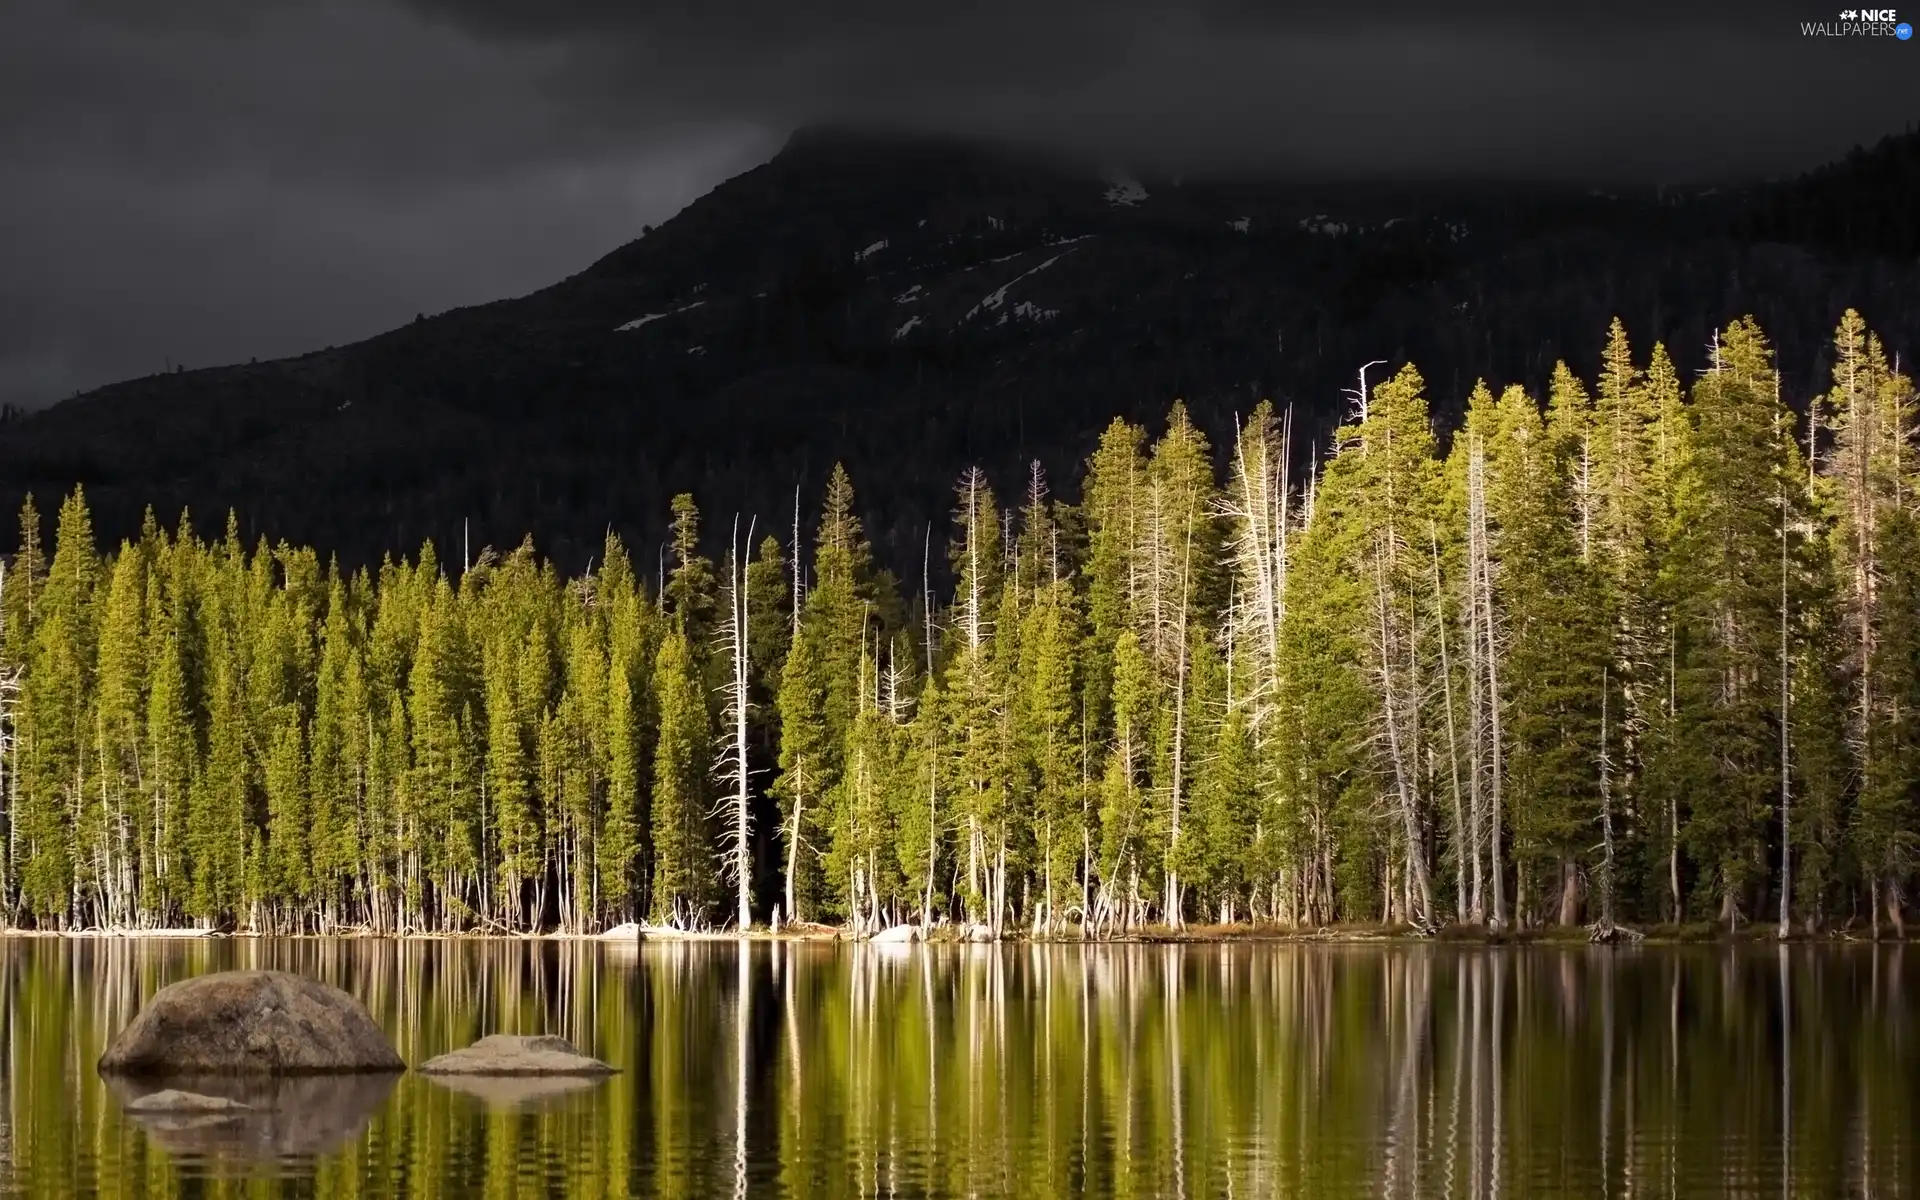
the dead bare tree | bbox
[716,516,757,931]
[1467,437,1508,927]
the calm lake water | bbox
[0,938,1913,1198]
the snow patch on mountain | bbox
[962,247,1081,324]
[1298,215,1348,236]
[895,284,922,304]
[1230,217,1251,233]
[614,300,706,332]
[894,316,922,339]
[855,239,888,262]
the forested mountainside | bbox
[1,313,1915,937]
[2,127,1920,576]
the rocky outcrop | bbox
[418,1034,617,1077]
[98,970,404,1075]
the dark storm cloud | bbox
[0,0,776,410]
[3,0,1915,409]
[403,0,1919,178]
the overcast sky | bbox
[3,0,1915,410]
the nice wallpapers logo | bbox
[1802,7,1913,35]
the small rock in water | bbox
[419,1034,618,1077]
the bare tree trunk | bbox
[1463,535,1487,923]
[1431,524,1469,923]
[784,767,803,927]
[721,517,757,931]
[1164,523,1194,928]
[1598,667,1617,933]
[1779,485,1793,940]
[1668,628,1682,920]
[1470,441,1508,927]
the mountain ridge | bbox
[4,124,1920,572]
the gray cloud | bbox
[0,0,773,409]
[3,0,1915,409]
[403,0,1920,178]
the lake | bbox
[0,938,1912,1197]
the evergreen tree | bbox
[1669,321,1792,926]
[649,628,713,926]
[773,626,829,923]
[21,489,100,922]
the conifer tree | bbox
[772,622,828,924]
[1097,629,1153,931]
[1670,321,1792,927]
[944,467,1010,931]
[1081,420,1148,737]
[1490,373,1607,925]
[1018,568,1080,932]
[21,489,100,922]
[649,627,712,926]
[92,544,146,926]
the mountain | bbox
[5,125,1920,573]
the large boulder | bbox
[418,1034,617,1077]
[98,970,403,1076]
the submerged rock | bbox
[98,970,404,1076]
[123,1089,253,1114]
[418,1034,617,1077]
[108,1073,397,1161]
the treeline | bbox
[1,312,1916,936]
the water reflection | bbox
[106,1074,397,1166]
[0,938,1912,1197]
[422,1073,608,1111]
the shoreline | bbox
[2,922,1911,946]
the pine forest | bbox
[3,312,1918,940]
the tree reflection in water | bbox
[0,938,1910,1197]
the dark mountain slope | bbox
[5,126,1920,572]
